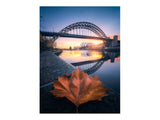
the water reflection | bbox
[80,50,103,58]
[59,50,103,63]
[59,50,120,93]
[59,50,120,74]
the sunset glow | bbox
[55,37,104,49]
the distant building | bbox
[111,35,118,47]
[104,35,119,47]
[80,42,88,50]
[114,35,118,40]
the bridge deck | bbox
[40,31,107,40]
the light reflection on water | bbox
[59,50,103,63]
[59,50,120,93]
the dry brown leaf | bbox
[50,67,108,107]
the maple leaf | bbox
[50,67,108,107]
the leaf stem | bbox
[76,106,78,113]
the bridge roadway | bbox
[40,31,108,41]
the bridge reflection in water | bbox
[59,50,120,92]
[59,50,120,75]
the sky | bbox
[40,7,120,48]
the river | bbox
[59,50,120,93]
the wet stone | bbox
[40,84,120,113]
[40,51,76,86]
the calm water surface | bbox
[59,50,120,93]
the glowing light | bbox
[60,50,103,62]
[92,40,103,45]
[56,38,104,49]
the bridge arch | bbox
[84,60,104,75]
[59,21,107,38]
[73,52,120,75]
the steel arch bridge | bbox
[59,21,107,38]
[40,22,119,74]
[40,21,107,42]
